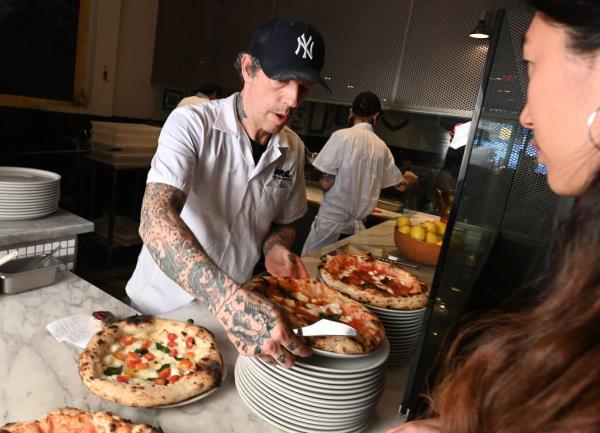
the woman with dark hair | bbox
[386,1,600,432]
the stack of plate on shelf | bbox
[235,339,389,433]
[366,306,426,366]
[0,167,60,221]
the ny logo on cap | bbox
[295,33,314,60]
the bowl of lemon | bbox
[393,215,446,266]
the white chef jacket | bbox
[302,123,403,255]
[126,93,308,314]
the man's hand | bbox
[395,170,419,192]
[265,244,309,278]
[385,419,440,433]
[214,285,312,367]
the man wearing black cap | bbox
[126,18,328,367]
[302,92,418,255]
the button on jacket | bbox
[127,93,308,314]
[302,123,403,254]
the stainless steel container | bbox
[0,256,61,295]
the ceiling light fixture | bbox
[469,10,489,39]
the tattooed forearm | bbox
[262,224,296,255]
[139,182,239,312]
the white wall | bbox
[47,0,168,120]
[112,0,165,120]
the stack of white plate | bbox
[0,167,60,221]
[235,339,389,433]
[366,306,426,366]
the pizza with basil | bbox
[79,315,223,407]
[0,407,161,432]
[318,254,428,310]
[245,276,385,355]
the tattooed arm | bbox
[139,182,310,365]
[262,224,309,279]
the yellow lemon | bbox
[396,216,411,227]
[421,221,438,234]
[409,225,426,241]
[434,221,446,235]
[435,240,443,246]
[425,232,439,244]
[398,225,411,234]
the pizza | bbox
[245,276,385,355]
[0,407,161,432]
[318,254,428,310]
[79,315,223,407]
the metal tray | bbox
[0,255,61,295]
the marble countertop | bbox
[0,209,94,248]
[0,220,436,432]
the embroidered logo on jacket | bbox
[273,167,293,181]
[295,34,314,59]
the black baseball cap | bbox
[352,92,382,117]
[248,17,330,92]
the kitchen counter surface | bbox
[305,185,404,220]
[0,219,436,432]
[0,209,94,249]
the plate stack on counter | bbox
[0,167,60,220]
[235,338,389,433]
[365,305,426,366]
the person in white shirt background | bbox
[126,17,331,367]
[176,82,222,108]
[302,92,418,255]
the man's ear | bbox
[373,112,381,124]
[240,54,254,83]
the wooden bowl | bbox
[394,229,441,266]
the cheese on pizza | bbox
[79,316,223,407]
[319,254,428,310]
[246,276,385,354]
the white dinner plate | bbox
[235,363,373,433]
[236,368,370,429]
[310,347,376,359]
[157,365,228,408]
[367,304,426,314]
[0,167,61,185]
[264,360,385,389]
[294,338,389,374]
[0,209,57,221]
[237,362,375,420]
[238,357,383,410]
[246,357,384,398]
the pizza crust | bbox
[79,316,223,407]
[0,407,161,432]
[246,276,385,355]
[319,255,429,310]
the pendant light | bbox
[469,10,490,39]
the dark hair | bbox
[528,0,600,54]
[422,3,600,431]
[351,91,381,117]
[233,53,262,83]
[193,83,221,98]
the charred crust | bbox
[110,423,117,432]
[97,339,104,345]
[125,314,153,324]
[107,324,119,330]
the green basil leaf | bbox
[157,363,170,372]
[319,313,341,321]
[103,366,123,376]
[134,348,148,355]
[156,343,170,353]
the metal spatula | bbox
[293,319,357,337]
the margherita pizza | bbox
[319,254,428,310]
[0,407,161,432]
[245,276,385,355]
[79,315,223,407]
